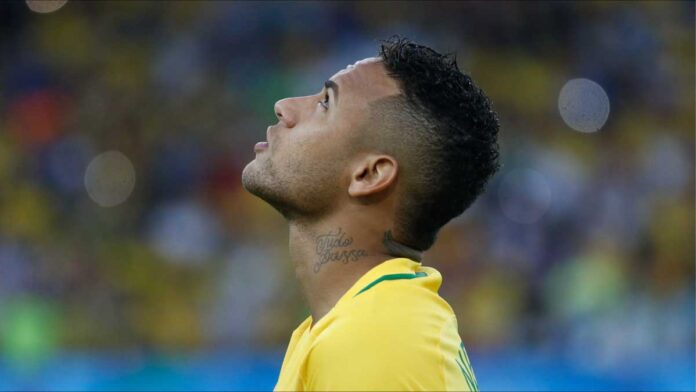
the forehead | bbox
[329,57,401,103]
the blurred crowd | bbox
[0,0,693,384]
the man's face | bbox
[241,57,401,220]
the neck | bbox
[288,213,421,326]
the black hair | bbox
[375,36,500,252]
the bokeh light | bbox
[25,0,67,14]
[83,151,136,207]
[558,78,610,133]
[497,168,552,224]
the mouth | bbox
[254,125,274,153]
[254,141,269,153]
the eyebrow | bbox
[324,80,339,104]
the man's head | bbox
[242,37,499,252]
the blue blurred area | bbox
[0,350,284,391]
[0,348,693,391]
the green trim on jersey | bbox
[456,342,478,392]
[353,271,428,297]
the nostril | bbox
[274,100,294,127]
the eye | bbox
[318,91,329,110]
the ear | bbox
[348,155,398,197]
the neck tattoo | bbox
[313,227,368,273]
[382,230,422,262]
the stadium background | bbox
[0,1,694,390]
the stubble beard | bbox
[241,155,341,222]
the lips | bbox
[254,141,269,152]
[254,125,274,153]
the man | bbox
[241,37,499,391]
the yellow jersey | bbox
[274,257,478,391]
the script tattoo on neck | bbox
[313,227,368,273]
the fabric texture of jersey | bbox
[274,257,478,391]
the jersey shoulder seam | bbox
[353,271,428,297]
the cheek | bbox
[279,125,335,161]
[289,140,331,172]
[285,136,348,184]
[276,120,354,178]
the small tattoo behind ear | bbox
[383,230,423,262]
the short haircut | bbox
[372,36,500,252]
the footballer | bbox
[241,37,499,391]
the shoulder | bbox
[347,268,455,328]
[304,279,458,389]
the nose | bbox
[274,98,296,128]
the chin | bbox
[241,161,275,200]
[241,161,262,195]
[243,165,304,218]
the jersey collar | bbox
[335,257,422,307]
